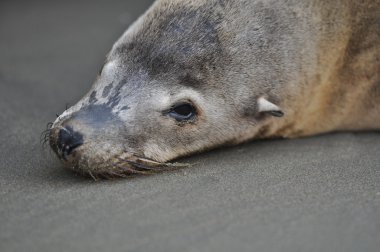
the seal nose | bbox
[57,126,83,158]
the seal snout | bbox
[56,126,83,160]
[49,104,131,174]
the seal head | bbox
[49,0,285,177]
[50,0,380,177]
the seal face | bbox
[49,0,380,178]
[49,1,241,177]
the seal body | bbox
[49,0,380,177]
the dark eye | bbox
[168,103,197,122]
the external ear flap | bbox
[257,97,284,117]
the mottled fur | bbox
[50,0,380,176]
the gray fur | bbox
[50,0,380,176]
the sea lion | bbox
[48,0,380,178]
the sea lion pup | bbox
[48,0,380,178]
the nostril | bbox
[57,126,83,158]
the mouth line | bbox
[61,153,192,180]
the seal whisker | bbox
[41,122,54,149]
[46,122,54,129]
[124,160,162,171]
[40,131,51,148]
[131,156,192,169]
[108,171,128,178]
[134,157,163,165]
[88,171,98,181]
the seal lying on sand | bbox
[48,0,380,178]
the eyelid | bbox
[171,99,196,109]
[161,100,192,114]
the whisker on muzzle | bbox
[80,155,193,180]
[43,117,192,180]
[40,122,54,149]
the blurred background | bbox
[0,1,379,252]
